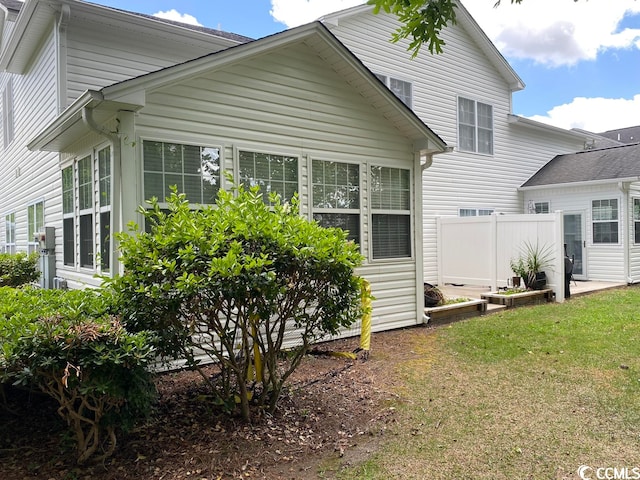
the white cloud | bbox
[462,0,640,67]
[525,95,640,132]
[269,0,365,27]
[153,9,202,26]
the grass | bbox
[335,286,640,479]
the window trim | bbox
[310,158,362,247]
[591,198,619,245]
[4,212,15,254]
[457,96,494,155]
[27,200,44,254]
[141,138,223,207]
[369,164,413,262]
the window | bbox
[98,146,111,271]
[78,155,93,267]
[62,166,75,266]
[312,160,360,244]
[375,74,412,108]
[634,199,640,244]
[535,202,550,214]
[27,201,44,254]
[3,78,14,147]
[592,199,618,244]
[238,150,298,203]
[143,141,221,204]
[371,166,411,259]
[459,208,494,217]
[458,97,493,155]
[4,213,15,253]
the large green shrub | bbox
[0,252,40,286]
[109,185,368,420]
[0,287,156,464]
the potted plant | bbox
[424,283,444,307]
[512,241,554,290]
[509,257,527,287]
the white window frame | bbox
[142,139,222,207]
[237,148,299,204]
[534,201,550,214]
[3,78,14,148]
[62,165,75,266]
[370,165,413,261]
[98,146,111,272]
[457,96,493,155]
[375,73,412,109]
[633,198,640,245]
[592,198,619,244]
[27,200,44,254]
[4,212,15,254]
[78,155,94,268]
[311,158,361,246]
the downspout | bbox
[82,106,121,277]
[618,181,632,284]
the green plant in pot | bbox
[509,257,527,287]
[513,241,554,290]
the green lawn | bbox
[333,287,640,479]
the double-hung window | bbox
[371,166,411,259]
[62,165,75,266]
[375,74,412,108]
[143,141,221,204]
[634,199,640,244]
[27,201,44,254]
[4,213,15,253]
[312,160,360,244]
[78,156,94,267]
[458,97,493,155]
[459,208,494,217]
[592,199,618,244]
[238,150,298,203]
[98,146,111,271]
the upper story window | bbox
[592,198,618,244]
[312,160,360,244]
[459,208,494,217]
[239,150,298,203]
[3,78,14,148]
[371,166,411,259]
[375,74,412,108]
[458,97,493,155]
[143,141,221,204]
[4,213,15,254]
[27,200,44,254]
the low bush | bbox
[0,287,156,464]
[0,252,40,287]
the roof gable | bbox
[29,22,447,155]
[320,1,524,92]
[521,143,640,189]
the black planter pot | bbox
[525,272,547,290]
[424,283,443,307]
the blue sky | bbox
[88,0,640,133]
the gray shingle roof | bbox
[522,143,640,188]
[598,125,640,144]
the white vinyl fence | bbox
[436,212,566,302]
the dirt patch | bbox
[0,327,430,480]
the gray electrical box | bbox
[34,226,56,251]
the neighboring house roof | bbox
[28,22,448,155]
[521,143,640,189]
[572,128,625,149]
[320,1,525,92]
[598,125,640,145]
[0,0,251,73]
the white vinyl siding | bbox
[4,213,15,253]
[3,78,14,147]
[312,159,360,244]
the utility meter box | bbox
[35,226,55,251]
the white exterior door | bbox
[564,212,587,280]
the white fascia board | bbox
[508,115,593,142]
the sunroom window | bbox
[62,166,74,266]
[312,160,360,244]
[4,213,15,254]
[238,150,298,203]
[371,166,411,259]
